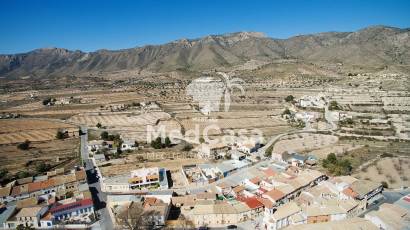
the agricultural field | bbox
[354,157,410,188]
[0,138,80,175]
[68,111,170,127]
[273,133,339,157]
[0,119,78,144]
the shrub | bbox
[36,162,52,173]
[182,144,193,151]
[381,181,388,188]
[165,137,171,147]
[328,101,340,110]
[282,108,291,116]
[285,95,295,102]
[133,141,139,148]
[56,130,67,139]
[151,137,163,149]
[0,169,8,179]
[101,131,109,140]
[16,171,30,179]
[42,97,52,105]
[17,140,31,150]
[96,123,102,128]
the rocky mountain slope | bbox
[0,26,409,78]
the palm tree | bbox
[217,72,245,112]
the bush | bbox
[56,130,67,139]
[340,118,354,126]
[16,171,30,179]
[96,123,102,128]
[285,95,295,102]
[165,137,171,147]
[381,181,388,188]
[381,153,393,158]
[282,108,291,116]
[36,162,52,173]
[322,153,352,176]
[101,131,109,140]
[182,144,193,151]
[151,137,163,149]
[17,140,31,150]
[328,101,340,110]
[0,169,8,179]
[133,141,139,148]
[42,98,52,105]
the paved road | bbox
[80,126,114,230]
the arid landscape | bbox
[0,9,409,228]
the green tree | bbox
[134,141,139,148]
[17,140,31,150]
[381,181,388,188]
[0,169,8,179]
[42,97,52,105]
[96,122,102,128]
[328,101,340,110]
[285,95,295,102]
[182,144,193,151]
[101,131,109,140]
[36,162,51,173]
[16,224,35,230]
[164,137,171,147]
[282,108,291,116]
[56,129,67,139]
[151,137,163,149]
[17,171,30,179]
[327,153,337,165]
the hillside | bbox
[0,26,409,79]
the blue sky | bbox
[0,0,409,54]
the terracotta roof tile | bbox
[250,177,261,184]
[264,188,285,201]
[242,197,264,209]
[263,168,277,177]
[50,198,93,214]
[343,187,359,198]
[256,197,274,209]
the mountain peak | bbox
[223,31,267,39]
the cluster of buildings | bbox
[182,149,260,185]
[102,167,168,193]
[297,94,327,109]
[263,175,383,230]
[169,164,327,228]
[195,136,263,160]
[152,161,387,229]
[0,168,96,229]
[107,194,171,229]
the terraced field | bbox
[0,119,78,144]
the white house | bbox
[120,140,137,151]
[264,202,304,230]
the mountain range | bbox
[0,25,409,78]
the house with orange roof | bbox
[263,189,286,210]
[241,196,264,218]
[250,176,262,185]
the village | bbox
[0,67,409,230]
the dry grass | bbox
[354,157,410,188]
[0,119,77,144]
